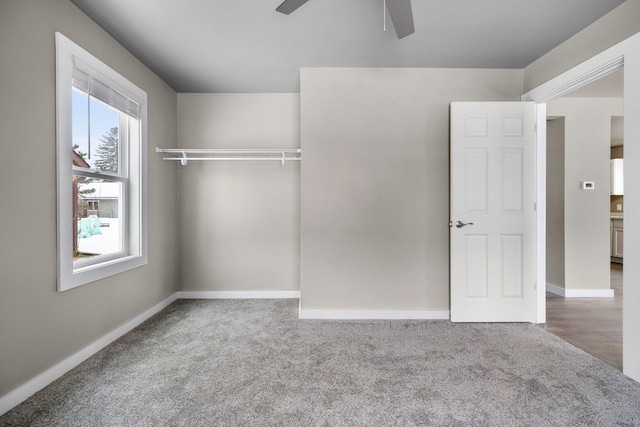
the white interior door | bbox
[450,102,536,322]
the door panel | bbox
[451,102,536,322]
[464,149,489,213]
[501,149,524,213]
[501,234,523,298]
[465,234,489,298]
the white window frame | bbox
[56,32,148,291]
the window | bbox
[56,33,147,291]
[87,200,100,215]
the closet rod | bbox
[156,148,301,154]
[161,157,301,162]
[155,147,301,166]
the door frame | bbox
[522,32,640,383]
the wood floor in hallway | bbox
[545,263,623,369]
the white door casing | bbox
[450,102,536,322]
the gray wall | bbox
[177,94,300,292]
[547,98,623,291]
[300,68,523,311]
[524,0,640,92]
[546,118,565,289]
[0,0,178,398]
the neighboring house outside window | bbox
[56,33,148,291]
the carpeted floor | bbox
[2,299,640,426]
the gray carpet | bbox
[2,299,640,426]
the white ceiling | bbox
[69,0,626,93]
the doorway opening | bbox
[544,69,624,369]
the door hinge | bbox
[534,202,537,212]
[534,123,537,132]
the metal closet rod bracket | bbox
[155,147,302,166]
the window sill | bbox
[59,254,148,292]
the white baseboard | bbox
[565,289,615,298]
[0,293,178,416]
[546,283,566,296]
[546,283,614,298]
[298,308,450,320]
[176,290,301,299]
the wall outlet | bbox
[617,204,622,211]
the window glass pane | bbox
[73,177,123,263]
[72,89,120,173]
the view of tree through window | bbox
[94,127,119,173]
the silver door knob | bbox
[455,221,474,228]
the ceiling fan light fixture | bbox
[276,0,415,40]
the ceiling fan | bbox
[276,0,415,39]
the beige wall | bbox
[300,68,523,311]
[546,118,565,289]
[0,0,178,398]
[524,0,640,92]
[547,98,623,291]
[177,94,300,292]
